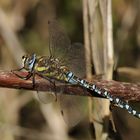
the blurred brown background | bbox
[0,0,140,140]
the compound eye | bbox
[29,54,36,65]
[28,59,33,65]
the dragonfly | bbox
[12,20,88,126]
[12,20,140,120]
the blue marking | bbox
[80,80,84,84]
[132,110,136,115]
[92,85,96,90]
[29,54,36,70]
[104,91,108,96]
[97,90,101,94]
[65,72,140,119]
[67,72,73,80]
[115,98,119,103]
[66,72,78,84]
[125,104,129,109]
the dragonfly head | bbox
[22,53,36,71]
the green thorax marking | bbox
[34,56,69,81]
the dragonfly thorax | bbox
[34,56,69,81]
[40,57,64,72]
[22,54,36,71]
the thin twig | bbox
[0,71,140,101]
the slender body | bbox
[13,53,140,119]
[66,71,140,119]
[13,20,140,120]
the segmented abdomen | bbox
[66,71,140,119]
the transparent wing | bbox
[67,42,86,77]
[48,20,86,77]
[58,94,88,127]
[36,91,56,104]
[47,20,87,126]
[59,43,87,126]
[48,20,71,64]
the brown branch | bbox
[0,71,140,101]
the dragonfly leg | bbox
[23,72,33,80]
[35,72,58,100]
[11,67,25,72]
[35,72,54,84]
[32,72,36,88]
[13,70,33,80]
[12,67,33,80]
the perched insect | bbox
[12,20,88,126]
[13,20,140,120]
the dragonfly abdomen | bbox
[66,71,140,119]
